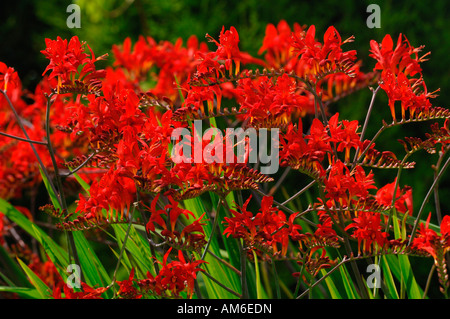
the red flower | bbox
[200,26,264,78]
[117,268,142,299]
[223,195,301,257]
[328,113,362,162]
[157,248,206,298]
[52,282,107,299]
[41,36,107,93]
[234,73,311,128]
[345,211,388,254]
[369,34,437,120]
[376,178,413,215]
[290,25,357,80]
[28,254,64,290]
[412,214,450,261]
[369,34,425,77]
[75,167,136,222]
[258,20,304,69]
[145,194,206,251]
[279,118,330,176]
[0,62,19,92]
[323,160,376,207]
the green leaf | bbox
[109,246,132,274]
[0,245,30,288]
[32,224,69,282]
[72,172,90,192]
[38,166,61,210]
[380,255,399,299]
[17,258,52,299]
[184,196,241,298]
[0,286,42,299]
[111,224,155,278]
[72,231,112,296]
[338,265,360,299]
[0,199,67,259]
[391,212,423,299]
[398,254,423,299]
[320,268,342,299]
[252,250,263,299]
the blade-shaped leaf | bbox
[17,258,52,299]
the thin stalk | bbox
[205,249,241,275]
[194,279,203,299]
[350,124,387,171]
[359,86,380,143]
[408,155,450,245]
[239,239,249,299]
[201,199,222,260]
[201,271,242,298]
[221,197,248,299]
[433,148,448,224]
[422,264,436,299]
[384,152,411,234]
[281,180,316,206]
[0,131,48,145]
[60,152,97,177]
[316,183,369,298]
[351,86,380,165]
[294,255,307,297]
[0,89,59,200]
[149,243,160,273]
[255,188,317,228]
[342,228,369,299]
[297,256,350,299]
[310,82,329,126]
[107,202,137,293]
[44,93,81,274]
[45,93,67,209]
[268,167,291,196]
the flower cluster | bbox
[145,194,207,252]
[1,19,450,299]
[41,36,107,94]
[369,34,438,121]
[116,249,206,299]
[54,250,206,299]
[223,195,302,258]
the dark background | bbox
[1,0,449,297]
[1,0,448,102]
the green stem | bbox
[252,250,262,299]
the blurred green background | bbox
[0,0,449,297]
[1,0,448,100]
